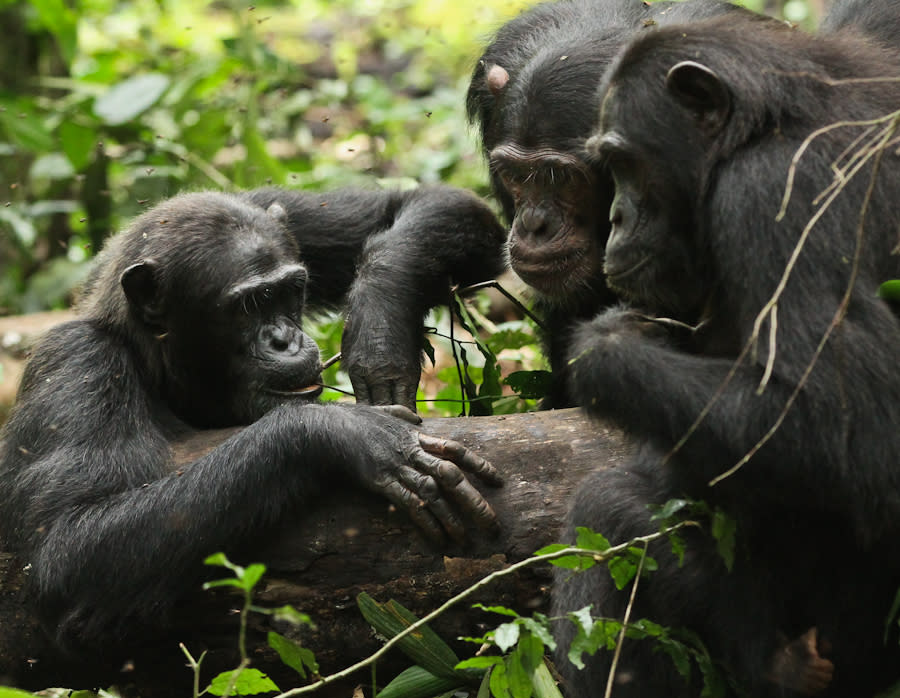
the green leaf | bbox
[505,648,533,698]
[271,605,314,627]
[0,100,54,152]
[0,688,38,698]
[202,578,245,591]
[534,543,569,557]
[711,510,736,572]
[878,280,900,302]
[607,554,637,591]
[456,656,504,671]
[516,631,545,674]
[241,563,267,591]
[520,616,556,652]
[59,122,98,172]
[650,498,691,523]
[493,622,520,653]
[377,665,464,698]
[208,667,280,695]
[29,0,77,62]
[204,552,231,568]
[94,73,171,125]
[531,660,566,698]
[504,370,553,400]
[489,661,511,698]
[268,631,318,679]
[575,527,611,553]
[357,593,461,679]
[473,603,520,618]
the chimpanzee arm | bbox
[0,322,501,649]
[240,187,507,408]
[566,303,900,540]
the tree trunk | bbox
[0,408,630,697]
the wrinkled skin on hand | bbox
[341,404,502,542]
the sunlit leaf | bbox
[94,73,171,125]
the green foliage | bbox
[1,0,533,314]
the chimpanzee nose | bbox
[262,321,302,355]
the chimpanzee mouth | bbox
[512,255,586,289]
[605,256,651,284]
[266,382,324,399]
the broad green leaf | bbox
[59,122,99,172]
[0,102,54,152]
[531,661,566,698]
[516,632,545,674]
[357,593,461,679]
[208,667,279,695]
[94,73,171,125]
[30,153,75,180]
[268,631,318,679]
[520,616,556,651]
[878,280,900,302]
[607,555,637,591]
[241,563,267,591]
[377,665,463,698]
[505,649,533,698]
[493,622,520,653]
[489,661,511,698]
[575,527,610,552]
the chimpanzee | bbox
[552,11,900,698]
[0,188,505,662]
[820,0,900,46]
[466,0,748,406]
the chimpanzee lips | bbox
[266,380,324,399]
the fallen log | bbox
[0,408,630,697]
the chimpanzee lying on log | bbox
[0,186,505,667]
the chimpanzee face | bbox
[120,200,324,428]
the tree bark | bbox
[0,408,631,697]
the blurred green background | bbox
[0,0,821,314]
[0,0,822,416]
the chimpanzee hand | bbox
[337,404,502,542]
[341,306,422,411]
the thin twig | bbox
[273,522,696,697]
[604,542,649,698]
[710,110,899,486]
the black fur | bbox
[0,188,504,666]
[820,0,900,47]
[465,0,747,407]
[554,11,900,698]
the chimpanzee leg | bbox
[551,446,778,698]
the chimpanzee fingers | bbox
[371,404,422,424]
[409,448,499,533]
[395,464,467,542]
[394,380,418,412]
[417,433,503,486]
[349,374,373,405]
[378,477,445,543]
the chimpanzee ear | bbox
[665,60,730,134]
[121,261,164,326]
